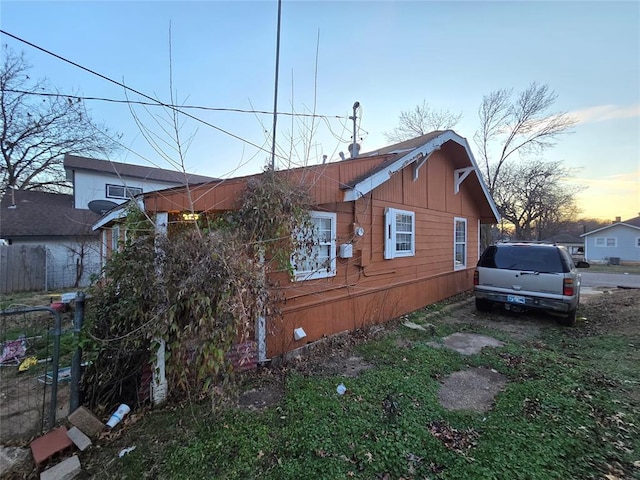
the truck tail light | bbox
[563,278,574,296]
[473,270,479,286]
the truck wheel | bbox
[559,309,577,327]
[475,298,491,312]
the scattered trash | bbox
[402,321,436,334]
[118,446,136,458]
[107,404,131,428]
[402,321,427,331]
[0,337,26,365]
[18,356,38,372]
[38,366,72,384]
[336,383,346,395]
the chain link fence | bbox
[0,305,69,443]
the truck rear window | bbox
[479,246,565,273]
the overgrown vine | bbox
[81,169,313,412]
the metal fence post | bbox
[69,292,85,413]
[48,308,62,428]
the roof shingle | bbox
[0,190,99,238]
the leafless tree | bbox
[492,159,582,240]
[473,82,577,196]
[384,100,462,142]
[0,47,118,193]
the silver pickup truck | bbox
[474,243,590,326]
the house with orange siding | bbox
[94,130,499,361]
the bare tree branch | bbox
[0,47,119,193]
[473,82,577,196]
[384,100,462,142]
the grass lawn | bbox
[78,289,639,480]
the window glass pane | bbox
[396,233,412,252]
[606,238,616,247]
[315,217,332,242]
[396,214,412,233]
[595,238,604,246]
[455,221,466,242]
[455,244,466,266]
[107,185,125,198]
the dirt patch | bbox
[238,386,283,410]
[438,367,508,413]
[570,288,640,337]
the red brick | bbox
[30,427,73,468]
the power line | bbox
[0,29,282,158]
[4,89,348,120]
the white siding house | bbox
[581,216,640,264]
[1,157,216,292]
[65,155,216,210]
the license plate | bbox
[507,295,525,305]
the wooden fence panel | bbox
[0,245,46,293]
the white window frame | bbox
[292,211,337,281]
[635,237,640,248]
[384,208,415,259]
[595,236,617,247]
[454,217,467,270]
[106,184,143,200]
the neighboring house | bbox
[581,215,640,264]
[0,157,217,292]
[542,233,584,261]
[64,154,216,211]
[94,130,500,359]
[0,190,101,290]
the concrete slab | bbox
[40,454,81,480]
[441,332,504,355]
[438,367,508,412]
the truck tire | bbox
[559,309,577,327]
[475,298,491,312]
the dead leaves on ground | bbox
[427,420,479,457]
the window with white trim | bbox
[106,184,143,199]
[384,208,415,259]
[636,237,640,248]
[595,237,617,247]
[292,211,337,281]
[454,217,467,269]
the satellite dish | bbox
[88,200,119,214]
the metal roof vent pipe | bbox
[349,101,360,159]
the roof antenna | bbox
[348,101,360,158]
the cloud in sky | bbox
[568,104,640,125]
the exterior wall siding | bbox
[584,224,640,262]
[267,149,483,357]
[73,170,180,210]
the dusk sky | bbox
[2,1,639,220]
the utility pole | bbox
[270,0,282,170]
